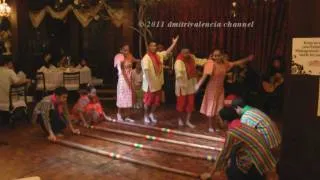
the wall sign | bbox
[292,38,320,75]
[293,38,320,116]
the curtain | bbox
[29,2,126,28]
[148,0,289,74]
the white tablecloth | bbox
[37,67,92,91]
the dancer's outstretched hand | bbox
[172,35,179,44]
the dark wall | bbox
[279,0,320,179]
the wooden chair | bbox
[9,82,29,127]
[35,72,47,98]
[63,72,80,91]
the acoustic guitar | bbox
[262,73,284,93]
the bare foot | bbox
[178,119,184,127]
[117,113,124,122]
[186,121,195,129]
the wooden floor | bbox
[0,106,227,180]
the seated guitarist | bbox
[261,57,285,114]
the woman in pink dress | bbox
[114,44,139,121]
[196,49,254,132]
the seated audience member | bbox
[0,58,30,112]
[261,57,285,114]
[206,107,278,180]
[76,58,89,69]
[38,53,56,72]
[32,87,80,142]
[3,57,27,80]
[232,98,281,150]
[57,55,69,68]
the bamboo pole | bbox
[56,139,199,178]
[103,116,225,142]
[89,125,222,151]
[81,132,216,161]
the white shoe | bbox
[208,128,215,133]
[149,114,157,123]
[104,114,112,121]
[144,116,151,124]
[125,118,135,123]
[117,113,124,122]
[178,119,184,126]
[186,121,195,129]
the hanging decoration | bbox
[0,0,11,17]
[29,1,126,28]
[231,1,238,18]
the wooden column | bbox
[279,0,320,179]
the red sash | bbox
[176,53,197,79]
[148,52,162,76]
[51,95,63,115]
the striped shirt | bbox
[32,95,70,125]
[241,106,281,149]
[215,125,277,175]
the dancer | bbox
[174,48,206,128]
[231,98,281,150]
[114,44,139,121]
[142,36,179,124]
[32,87,80,142]
[132,61,143,109]
[196,49,254,132]
[202,107,277,180]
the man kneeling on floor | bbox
[32,87,80,142]
[208,107,278,180]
